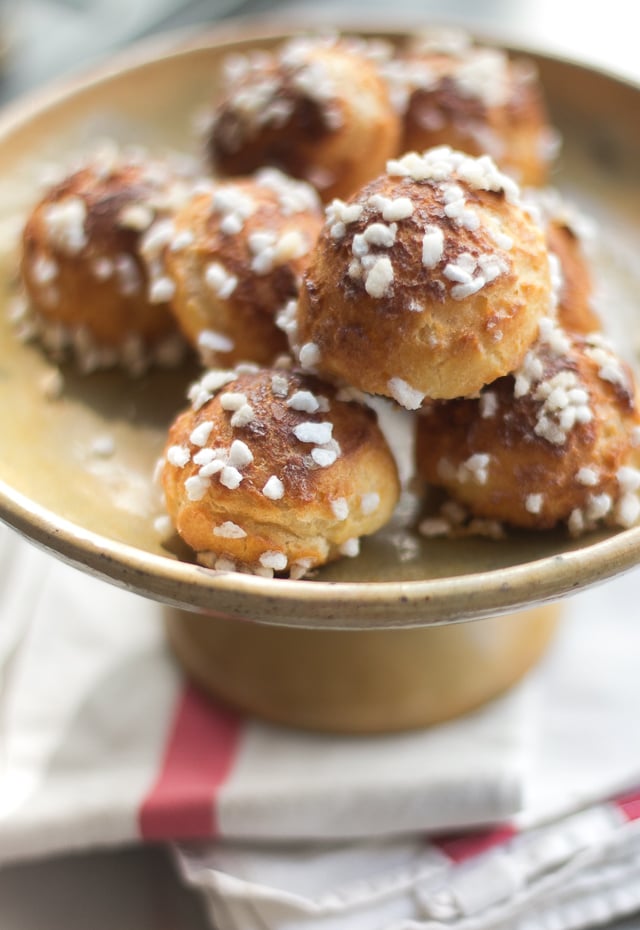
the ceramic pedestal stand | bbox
[165,603,560,732]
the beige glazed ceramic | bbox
[0,23,639,730]
[165,603,561,732]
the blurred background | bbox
[0,0,639,104]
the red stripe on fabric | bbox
[433,824,517,863]
[139,684,242,841]
[616,787,640,822]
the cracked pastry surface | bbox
[161,169,323,368]
[415,320,640,533]
[160,365,401,576]
[293,146,553,406]
[206,36,401,201]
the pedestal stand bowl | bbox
[1,22,639,731]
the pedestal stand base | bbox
[165,604,560,733]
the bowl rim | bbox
[1,19,640,628]
[2,16,640,136]
[3,473,639,628]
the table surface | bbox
[1,1,639,927]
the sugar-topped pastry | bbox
[20,147,194,374]
[160,169,323,367]
[293,146,553,406]
[415,319,640,534]
[206,35,401,201]
[160,365,400,576]
[382,28,557,187]
[525,187,602,335]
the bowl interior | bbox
[0,25,639,628]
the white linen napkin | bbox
[1,521,640,930]
[0,522,530,862]
[176,810,640,930]
[174,560,640,930]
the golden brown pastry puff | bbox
[415,318,640,534]
[524,187,602,335]
[20,149,193,374]
[161,169,323,367]
[382,28,557,187]
[206,36,401,201]
[293,146,553,406]
[160,365,400,576]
